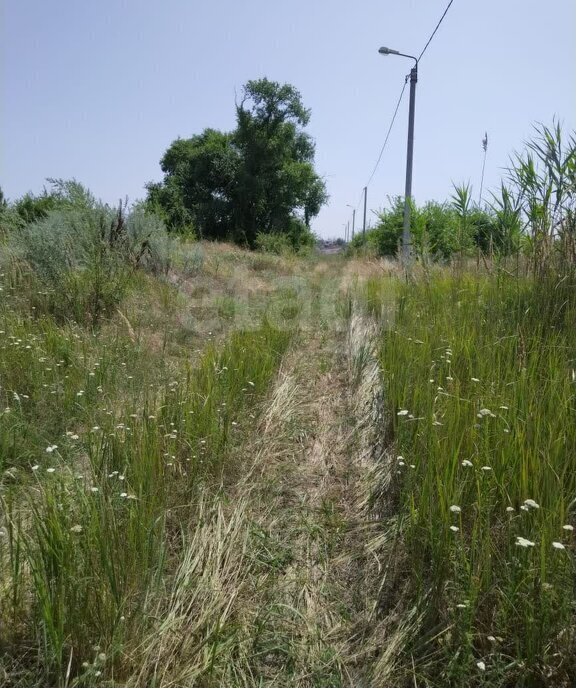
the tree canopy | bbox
[146,78,327,247]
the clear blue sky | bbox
[2,0,575,238]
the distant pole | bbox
[362,186,367,236]
[479,132,488,206]
[402,62,418,263]
[346,221,350,242]
[352,208,356,238]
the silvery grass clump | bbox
[7,185,172,325]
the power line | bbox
[417,0,455,61]
[364,76,409,190]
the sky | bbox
[1,0,575,239]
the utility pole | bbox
[379,47,419,263]
[362,186,367,236]
[402,63,418,263]
[346,221,350,243]
[351,208,356,239]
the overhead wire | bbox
[364,76,409,190]
[345,0,455,230]
[417,0,455,62]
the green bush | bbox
[256,218,316,255]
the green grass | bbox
[0,255,293,685]
[363,271,576,686]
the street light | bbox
[346,204,356,239]
[379,46,418,263]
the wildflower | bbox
[91,426,100,432]
[552,541,565,550]
[487,635,496,643]
[478,408,494,417]
[398,461,406,467]
[481,466,492,472]
[46,445,58,453]
[562,524,574,531]
[450,525,459,532]
[397,409,409,416]
[46,467,56,473]
[506,506,515,512]
[516,536,535,548]
[523,499,540,509]
[461,460,473,467]
[471,377,480,382]
[0,528,7,537]
[70,525,83,533]
[456,603,468,609]
[120,492,128,498]
[476,661,486,671]
[248,381,255,386]
[90,487,99,493]
[446,376,454,381]
[32,465,40,471]
[520,505,529,511]
[449,505,461,513]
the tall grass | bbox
[365,271,576,686]
[0,265,291,684]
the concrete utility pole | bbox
[346,204,356,240]
[379,46,419,263]
[362,186,367,236]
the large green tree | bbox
[147,78,327,246]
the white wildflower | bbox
[516,536,535,548]
[450,525,459,532]
[449,505,461,513]
[552,541,565,550]
[562,524,574,531]
[70,525,83,533]
[523,499,540,509]
[397,409,409,416]
[476,661,486,671]
[461,460,473,467]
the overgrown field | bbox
[0,218,324,685]
[359,270,576,687]
[1,178,575,687]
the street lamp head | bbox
[379,46,400,55]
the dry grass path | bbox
[227,261,387,687]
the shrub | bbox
[9,198,172,325]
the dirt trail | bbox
[235,261,386,686]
